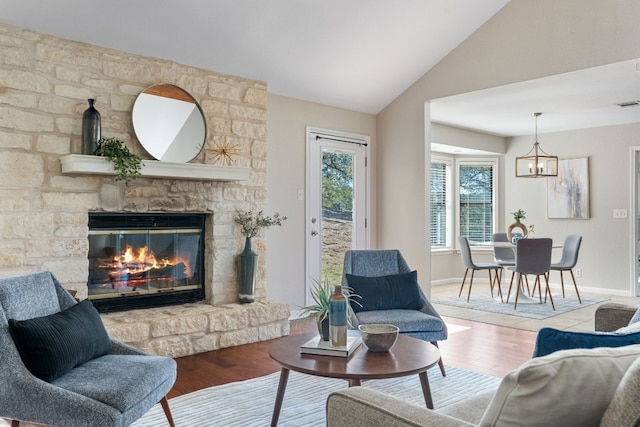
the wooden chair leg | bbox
[431,341,446,377]
[160,396,176,427]
[466,270,476,302]
[570,269,582,303]
[458,269,469,297]
[559,270,566,298]
[514,274,522,310]
[506,271,516,303]
[544,274,555,310]
[494,269,503,302]
[11,420,19,427]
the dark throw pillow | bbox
[345,270,423,313]
[533,327,640,358]
[9,299,112,382]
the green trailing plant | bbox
[298,278,361,325]
[511,209,526,221]
[233,210,287,238]
[97,137,143,186]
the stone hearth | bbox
[103,301,290,358]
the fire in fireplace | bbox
[87,213,205,313]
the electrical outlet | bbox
[613,209,628,219]
[575,268,582,277]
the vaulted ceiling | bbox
[2,1,639,136]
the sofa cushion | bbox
[532,327,640,357]
[355,309,444,333]
[9,299,112,382]
[479,345,640,427]
[600,356,640,427]
[345,271,423,313]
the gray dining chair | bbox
[493,232,516,287]
[550,235,583,303]
[507,238,554,310]
[458,236,503,302]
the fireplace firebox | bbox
[87,213,205,313]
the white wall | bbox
[377,0,640,296]
[265,94,376,307]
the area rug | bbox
[132,365,500,426]
[433,293,605,319]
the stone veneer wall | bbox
[0,21,289,357]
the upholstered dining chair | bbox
[550,234,583,303]
[341,249,448,376]
[0,271,177,427]
[492,232,515,287]
[507,238,554,310]
[458,236,503,302]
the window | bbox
[430,155,497,249]
[430,156,452,248]
[457,159,497,245]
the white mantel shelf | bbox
[60,154,250,181]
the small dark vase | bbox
[82,98,101,155]
[317,317,330,341]
[238,237,257,303]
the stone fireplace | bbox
[87,212,206,313]
[0,21,290,358]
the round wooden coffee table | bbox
[268,333,441,426]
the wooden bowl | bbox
[358,324,399,352]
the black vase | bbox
[238,237,257,303]
[317,318,330,341]
[82,99,101,155]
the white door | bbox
[306,127,369,303]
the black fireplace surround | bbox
[87,213,205,313]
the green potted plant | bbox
[298,278,360,341]
[97,137,143,186]
[507,209,528,242]
[511,209,526,221]
[233,210,287,303]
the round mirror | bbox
[132,84,207,163]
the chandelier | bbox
[515,112,558,178]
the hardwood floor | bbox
[168,315,537,399]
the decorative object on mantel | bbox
[211,139,241,166]
[515,112,558,178]
[96,137,143,186]
[507,209,528,242]
[132,84,206,163]
[81,99,101,155]
[233,210,287,303]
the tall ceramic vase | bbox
[238,237,257,303]
[82,99,101,155]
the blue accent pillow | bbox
[345,270,423,313]
[533,327,640,358]
[9,299,112,382]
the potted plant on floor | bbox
[234,209,287,303]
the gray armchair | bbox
[341,249,447,375]
[0,271,176,427]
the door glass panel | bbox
[321,150,354,284]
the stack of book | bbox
[300,332,362,357]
